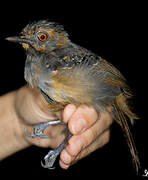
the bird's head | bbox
[6,20,69,53]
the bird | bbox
[6,20,140,173]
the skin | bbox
[0,85,113,169]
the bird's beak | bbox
[5,36,31,44]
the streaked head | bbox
[6,20,69,53]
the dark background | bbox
[0,2,147,179]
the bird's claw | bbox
[41,132,72,169]
[41,150,59,169]
[25,120,62,138]
[25,128,49,138]
[25,120,71,170]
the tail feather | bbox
[112,93,140,174]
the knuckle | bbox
[82,129,97,147]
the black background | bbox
[0,2,147,179]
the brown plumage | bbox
[6,20,140,172]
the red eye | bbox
[38,33,48,42]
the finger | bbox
[65,110,112,157]
[75,129,110,162]
[59,148,74,169]
[60,111,112,167]
[59,129,110,169]
[68,105,98,134]
[62,104,77,123]
[59,160,69,169]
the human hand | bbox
[59,104,113,169]
[15,85,66,149]
[14,85,113,169]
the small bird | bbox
[6,20,140,173]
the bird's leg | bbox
[25,120,63,138]
[41,131,72,169]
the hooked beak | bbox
[5,36,32,44]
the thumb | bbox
[15,85,57,125]
[31,86,51,115]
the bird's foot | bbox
[25,120,62,138]
[41,149,59,169]
[41,132,72,169]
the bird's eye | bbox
[38,33,48,42]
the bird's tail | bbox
[112,93,140,174]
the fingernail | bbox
[61,150,71,164]
[75,118,86,133]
